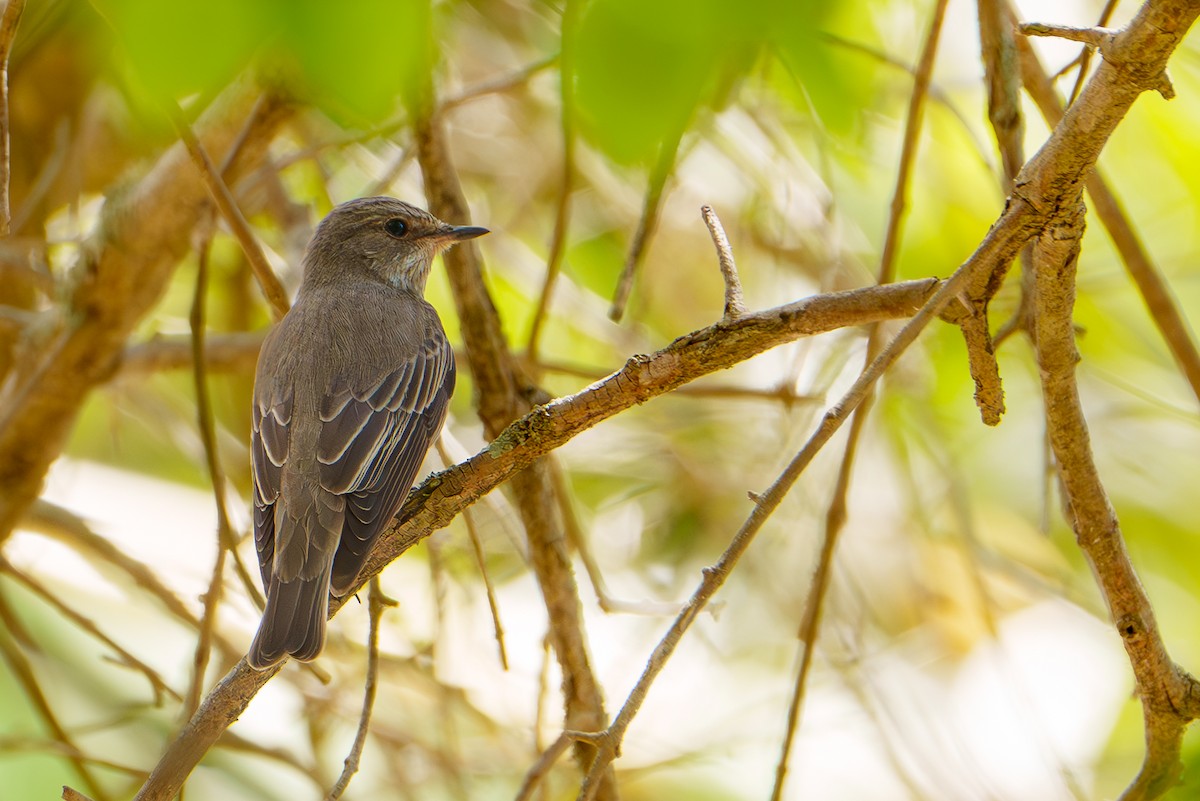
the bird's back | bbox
[249,280,454,667]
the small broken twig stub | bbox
[1019,22,1116,49]
[958,303,1006,426]
[701,205,746,320]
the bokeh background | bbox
[3,0,1200,799]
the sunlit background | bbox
[4,0,1200,799]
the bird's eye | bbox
[384,218,408,238]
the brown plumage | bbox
[247,197,486,670]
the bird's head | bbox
[301,196,488,294]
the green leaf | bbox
[278,0,434,125]
[104,0,270,97]
[572,0,732,164]
[767,1,874,136]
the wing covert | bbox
[316,331,455,593]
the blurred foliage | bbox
[3,0,1200,800]
[101,0,434,122]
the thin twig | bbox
[580,207,1026,801]
[0,596,112,801]
[700,205,746,320]
[10,118,68,234]
[1022,19,1174,99]
[22,500,245,663]
[364,143,416,198]
[264,54,557,177]
[526,6,579,362]
[514,731,597,801]
[441,53,559,114]
[772,1,949,795]
[1020,22,1117,48]
[183,221,231,720]
[609,130,681,322]
[770,401,871,801]
[819,33,995,176]
[551,461,695,617]
[120,331,266,375]
[438,441,509,670]
[0,558,180,704]
[165,101,290,321]
[545,460,611,614]
[0,0,26,237]
[1068,0,1121,105]
[465,503,509,669]
[980,0,1035,346]
[325,579,395,801]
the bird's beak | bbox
[447,225,489,242]
[444,224,489,242]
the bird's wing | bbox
[251,379,292,589]
[316,327,455,595]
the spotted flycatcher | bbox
[247,197,486,670]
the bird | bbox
[247,196,487,670]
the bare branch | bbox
[609,131,679,322]
[774,0,950,791]
[1010,2,1200,411]
[120,331,265,375]
[1031,199,1200,800]
[417,88,618,796]
[131,275,943,801]
[0,78,290,541]
[166,100,290,321]
[1020,21,1117,48]
[182,225,232,721]
[0,0,26,236]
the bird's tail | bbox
[247,564,332,670]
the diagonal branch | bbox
[0,77,291,541]
[128,3,1200,799]
[579,181,1025,801]
[774,1,949,796]
[0,0,26,237]
[167,99,290,321]
[131,276,943,801]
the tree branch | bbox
[1032,198,1200,800]
[0,76,290,541]
[131,276,942,801]
[417,86,618,795]
[0,0,26,237]
[1010,0,1200,411]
